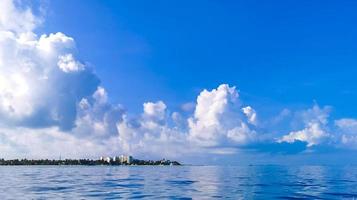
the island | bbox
[0,155,181,166]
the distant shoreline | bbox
[0,158,181,166]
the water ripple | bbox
[0,165,356,199]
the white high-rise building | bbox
[119,155,126,163]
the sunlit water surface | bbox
[0,165,356,199]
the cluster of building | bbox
[99,155,133,164]
[0,156,181,166]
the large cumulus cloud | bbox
[0,0,99,130]
[188,84,256,147]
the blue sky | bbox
[41,0,357,118]
[1,0,357,164]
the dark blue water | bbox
[0,165,356,199]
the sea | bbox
[0,165,356,199]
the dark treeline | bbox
[0,158,181,166]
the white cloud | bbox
[92,86,108,105]
[278,105,330,146]
[301,104,331,125]
[242,106,257,125]
[57,54,84,73]
[227,122,256,144]
[278,122,328,147]
[0,0,99,130]
[143,101,166,121]
[188,84,256,147]
[335,118,357,149]
[74,87,124,139]
[340,135,357,149]
[0,0,39,33]
[116,102,189,158]
[335,118,357,133]
[114,93,258,158]
[0,126,121,159]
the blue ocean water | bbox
[0,165,356,199]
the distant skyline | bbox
[1,0,357,164]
